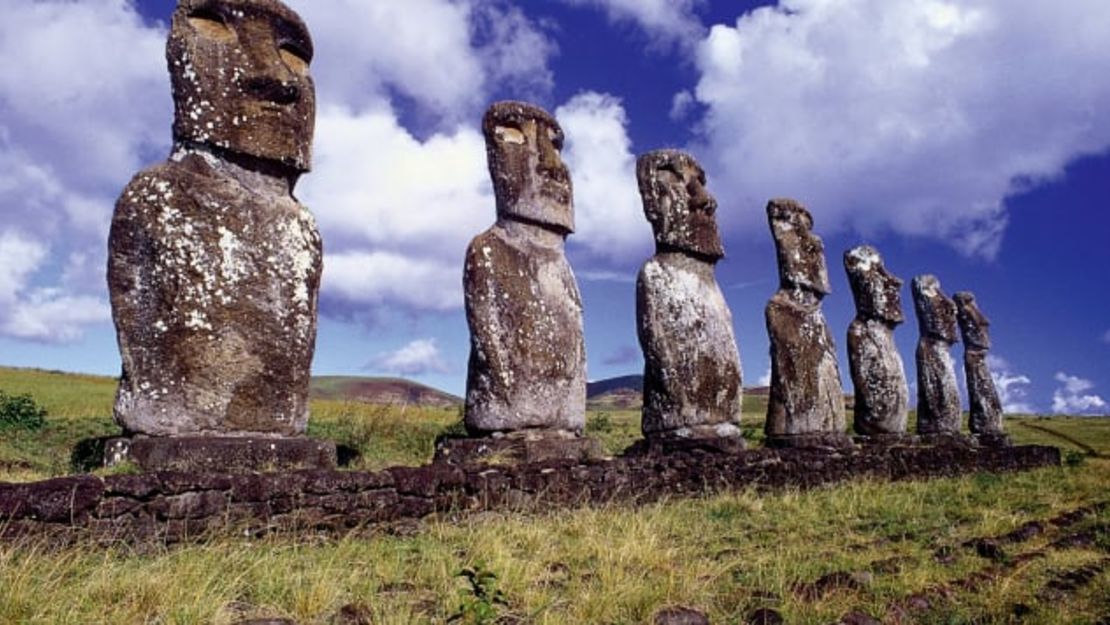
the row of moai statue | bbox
[455,100,1010,459]
[103,0,1008,472]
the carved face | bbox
[636,150,724,261]
[844,245,904,324]
[482,101,574,233]
[954,291,991,350]
[168,0,315,172]
[767,198,831,295]
[912,275,958,343]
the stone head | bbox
[844,245,904,324]
[482,101,573,234]
[636,150,724,261]
[767,198,831,295]
[954,291,991,350]
[911,274,958,343]
[168,0,315,172]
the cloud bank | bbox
[1052,372,1108,416]
[368,339,451,377]
[986,355,1034,415]
[688,0,1110,257]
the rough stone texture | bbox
[0,445,1059,545]
[109,0,321,437]
[433,433,603,466]
[107,436,337,473]
[844,246,909,437]
[764,199,849,448]
[955,291,1008,442]
[635,150,742,442]
[463,101,586,436]
[912,275,962,436]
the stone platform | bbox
[104,436,337,473]
[433,434,604,466]
[0,443,1060,546]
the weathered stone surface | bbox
[635,150,742,442]
[955,291,1007,441]
[108,436,337,473]
[463,101,586,436]
[844,245,909,436]
[912,275,962,436]
[764,199,849,448]
[109,0,321,437]
[0,476,103,523]
[434,433,603,466]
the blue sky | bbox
[0,0,1107,415]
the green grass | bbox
[3,366,1110,623]
[2,462,1107,623]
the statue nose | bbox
[243,75,300,104]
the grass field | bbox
[2,366,1109,623]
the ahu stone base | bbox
[764,432,856,450]
[433,434,604,466]
[105,436,338,473]
[1,443,1059,546]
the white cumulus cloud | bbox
[0,0,165,342]
[368,339,450,376]
[560,0,705,48]
[1052,372,1109,416]
[290,0,555,120]
[0,231,110,343]
[287,0,559,320]
[986,354,1034,414]
[557,92,651,264]
[689,0,1110,258]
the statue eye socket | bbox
[187,9,235,42]
[279,43,310,73]
[495,125,526,145]
[547,127,563,150]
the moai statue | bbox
[764,199,850,449]
[439,101,598,465]
[911,275,964,443]
[955,292,1010,446]
[634,150,744,449]
[106,0,334,471]
[844,246,910,442]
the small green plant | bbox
[449,562,508,624]
[1063,449,1088,467]
[586,411,613,434]
[0,389,48,431]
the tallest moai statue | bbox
[107,0,327,465]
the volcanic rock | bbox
[911,275,962,437]
[635,150,743,442]
[108,0,321,437]
[955,291,1009,444]
[844,245,908,438]
[764,199,849,448]
[462,101,586,437]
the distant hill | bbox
[311,376,461,408]
[586,374,782,413]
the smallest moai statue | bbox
[911,275,965,443]
[844,246,909,443]
[954,292,1011,446]
[634,150,744,451]
[764,199,851,449]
